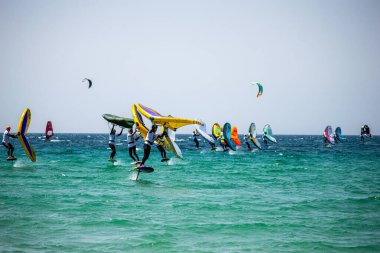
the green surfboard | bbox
[102,114,134,129]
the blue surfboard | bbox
[134,166,154,173]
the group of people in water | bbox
[108,125,142,163]
[2,124,374,163]
[108,124,168,166]
[192,129,258,152]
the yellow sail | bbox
[131,104,148,139]
[159,127,183,159]
[131,104,183,159]
[17,108,36,162]
[135,104,202,131]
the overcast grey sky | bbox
[1,0,379,135]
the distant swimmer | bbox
[140,125,166,166]
[108,125,123,161]
[192,130,200,148]
[244,134,252,151]
[127,128,140,163]
[2,126,17,160]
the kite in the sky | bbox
[82,78,93,88]
[252,82,263,97]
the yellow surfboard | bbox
[17,108,36,162]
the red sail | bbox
[46,121,54,140]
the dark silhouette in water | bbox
[193,130,200,148]
[361,125,372,142]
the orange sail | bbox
[231,126,241,146]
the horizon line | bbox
[26,132,374,137]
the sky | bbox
[0,0,379,135]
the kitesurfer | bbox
[193,130,200,148]
[127,128,140,163]
[244,134,252,151]
[2,126,17,160]
[108,125,123,161]
[140,125,166,166]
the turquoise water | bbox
[1,134,380,252]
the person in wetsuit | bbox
[361,125,372,142]
[155,134,168,161]
[244,134,252,151]
[127,128,140,163]
[2,126,17,159]
[140,125,165,166]
[193,130,200,148]
[108,125,123,160]
[263,131,268,145]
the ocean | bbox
[1,134,379,252]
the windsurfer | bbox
[155,132,169,161]
[263,134,268,145]
[157,143,168,161]
[127,128,140,162]
[46,121,54,140]
[210,141,216,150]
[193,130,200,148]
[2,126,17,159]
[361,125,371,142]
[218,135,228,152]
[244,134,252,150]
[140,125,165,166]
[109,125,123,160]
